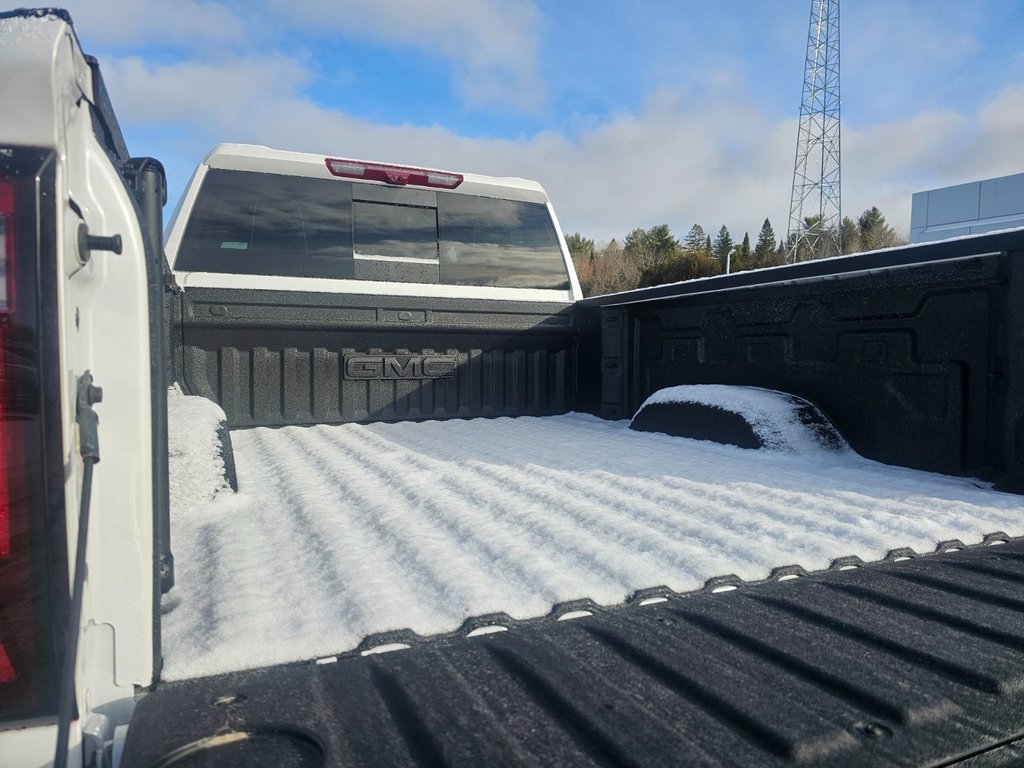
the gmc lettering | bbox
[344,354,458,380]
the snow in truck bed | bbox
[163,391,1024,681]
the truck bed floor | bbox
[163,408,1024,682]
[130,539,1024,768]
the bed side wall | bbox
[578,240,1024,491]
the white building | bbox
[911,171,1024,243]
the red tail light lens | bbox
[0,172,25,695]
[0,153,66,721]
[0,640,13,683]
[325,157,463,189]
[0,176,13,559]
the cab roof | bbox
[202,143,552,204]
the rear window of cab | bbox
[174,169,571,290]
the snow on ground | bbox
[166,386,232,512]
[162,400,1024,681]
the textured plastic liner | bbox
[124,538,1024,768]
[578,231,1024,491]
[178,288,575,427]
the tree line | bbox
[568,206,905,297]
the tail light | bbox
[0,176,14,561]
[0,151,67,719]
[0,641,13,682]
[0,174,20,687]
[325,157,464,189]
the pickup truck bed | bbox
[145,176,1024,768]
[5,12,1024,767]
[160,396,1023,685]
[125,537,1024,767]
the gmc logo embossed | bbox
[344,354,458,380]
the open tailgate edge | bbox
[122,540,1024,767]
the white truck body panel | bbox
[0,12,154,766]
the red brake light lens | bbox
[0,642,12,683]
[325,157,463,189]
[0,152,65,721]
[0,318,7,560]
[0,174,14,687]
[0,177,12,559]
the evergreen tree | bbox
[840,217,860,255]
[796,214,820,261]
[857,206,898,252]
[731,232,752,272]
[564,232,595,262]
[639,249,721,287]
[623,227,648,254]
[753,218,777,268]
[737,233,753,272]
[789,214,842,261]
[623,225,678,273]
[647,223,677,254]
[683,224,707,255]
[581,204,901,292]
[712,225,734,271]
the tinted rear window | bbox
[175,169,570,290]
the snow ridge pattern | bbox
[163,401,1024,681]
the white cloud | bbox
[841,86,1024,233]
[843,0,983,123]
[841,110,971,232]
[101,44,1024,246]
[103,54,312,124]
[956,85,1024,178]
[264,0,545,112]
[71,0,545,114]
[846,1,981,77]
[59,0,247,48]
[105,60,782,240]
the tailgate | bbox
[175,287,576,427]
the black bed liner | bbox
[576,231,1024,493]
[122,537,1024,767]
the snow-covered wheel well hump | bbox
[629,384,848,454]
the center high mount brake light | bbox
[325,158,463,189]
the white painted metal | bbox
[0,12,154,766]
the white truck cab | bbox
[165,144,583,303]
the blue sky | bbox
[63,0,1024,243]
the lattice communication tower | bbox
[787,0,841,262]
